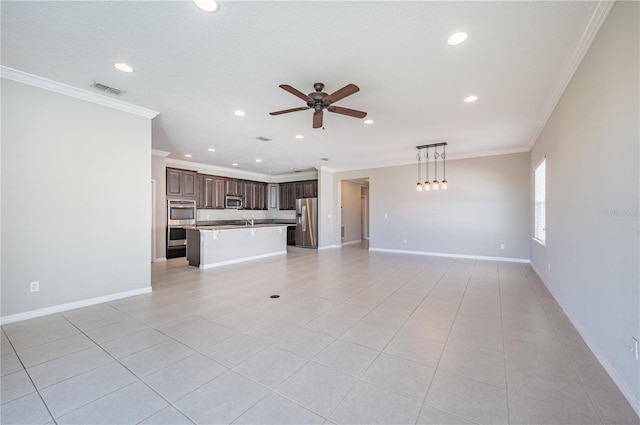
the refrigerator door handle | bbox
[301,205,307,232]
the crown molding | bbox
[527,1,615,149]
[152,149,171,157]
[165,157,318,182]
[0,66,159,119]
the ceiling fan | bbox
[270,83,367,128]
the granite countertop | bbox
[193,223,291,231]
[195,219,296,227]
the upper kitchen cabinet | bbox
[199,175,225,209]
[225,179,243,197]
[166,168,197,199]
[278,180,317,210]
[244,182,267,210]
[303,180,318,198]
[243,181,255,210]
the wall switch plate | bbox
[633,337,639,360]
[384,214,388,219]
[403,238,407,244]
[30,281,39,292]
[500,244,505,249]
[548,263,551,271]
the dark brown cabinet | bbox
[287,226,296,245]
[166,168,197,199]
[278,180,318,210]
[243,181,255,210]
[199,175,225,209]
[303,180,318,198]
[170,168,270,210]
[225,179,243,196]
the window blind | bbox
[534,159,546,244]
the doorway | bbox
[340,178,370,245]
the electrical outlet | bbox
[500,244,505,250]
[30,281,39,292]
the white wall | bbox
[331,152,531,260]
[151,154,167,261]
[341,181,363,243]
[1,79,152,318]
[530,1,639,407]
[318,167,336,248]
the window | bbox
[534,158,546,244]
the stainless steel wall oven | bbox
[167,200,196,258]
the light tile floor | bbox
[1,243,638,424]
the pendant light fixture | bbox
[441,144,448,190]
[416,150,423,191]
[415,142,448,192]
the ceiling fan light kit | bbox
[416,143,448,192]
[270,82,367,128]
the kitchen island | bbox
[186,224,288,269]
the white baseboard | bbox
[153,257,167,263]
[530,263,640,417]
[341,240,363,246]
[368,247,530,263]
[0,287,152,325]
[318,245,341,250]
[200,251,286,269]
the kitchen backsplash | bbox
[197,209,295,222]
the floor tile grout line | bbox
[497,261,512,425]
[0,327,58,424]
[53,313,223,424]
[414,258,478,425]
[522,263,607,425]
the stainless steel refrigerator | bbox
[295,198,318,248]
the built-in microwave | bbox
[225,196,243,209]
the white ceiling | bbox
[1,1,603,175]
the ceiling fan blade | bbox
[269,107,310,116]
[327,106,367,119]
[313,111,323,128]
[325,83,360,104]
[279,84,312,102]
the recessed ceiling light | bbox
[364,119,374,125]
[184,154,192,158]
[447,32,468,46]
[232,163,239,167]
[464,95,478,103]
[295,135,304,139]
[208,148,216,152]
[193,0,219,12]
[234,110,245,116]
[114,63,134,73]
[256,159,262,163]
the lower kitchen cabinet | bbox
[287,225,296,246]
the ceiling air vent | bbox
[255,136,272,142]
[92,82,124,96]
[320,158,329,162]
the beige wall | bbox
[151,154,167,261]
[331,152,531,260]
[529,1,639,405]
[1,79,152,318]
